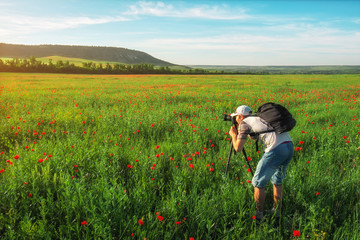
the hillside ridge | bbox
[0,43,175,66]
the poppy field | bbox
[0,73,359,239]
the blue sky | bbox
[1,0,359,65]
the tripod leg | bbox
[242,148,254,176]
[225,141,234,175]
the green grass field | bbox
[0,73,359,239]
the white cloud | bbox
[124,1,250,20]
[353,18,360,24]
[133,26,360,61]
[0,15,130,34]
[125,1,173,17]
[0,2,14,7]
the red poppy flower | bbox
[316,192,320,196]
[38,159,44,163]
[293,230,301,237]
[81,220,87,225]
[0,169,4,173]
[189,164,194,169]
[209,168,214,172]
[138,219,144,225]
[14,155,20,160]
[157,215,164,221]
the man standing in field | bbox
[229,105,294,222]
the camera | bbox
[223,114,232,122]
[223,114,237,126]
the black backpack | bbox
[256,102,296,134]
[249,102,296,152]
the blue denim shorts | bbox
[252,142,294,188]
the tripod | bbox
[225,133,254,176]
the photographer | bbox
[229,105,293,222]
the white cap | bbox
[230,105,252,117]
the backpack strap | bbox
[249,129,275,137]
[249,130,275,152]
[245,115,275,152]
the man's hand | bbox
[229,126,238,138]
[229,126,246,152]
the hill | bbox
[0,43,175,66]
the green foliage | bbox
[0,73,359,239]
[0,56,203,74]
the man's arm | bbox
[229,126,247,152]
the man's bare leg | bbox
[272,184,283,217]
[273,184,283,209]
[254,187,266,218]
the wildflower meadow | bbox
[0,73,359,239]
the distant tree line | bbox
[0,57,230,75]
